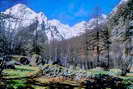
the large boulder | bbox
[20,57,30,65]
[31,54,42,66]
[2,56,16,69]
[12,55,31,65]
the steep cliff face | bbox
[109,0,133,40]
[3,4,48,42]
[109,0,133,67]
[1,4,49,55]
[3,3,66,42]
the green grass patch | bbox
[32,85,49,89]
[87,68,122,76]
[6,79,27,89]
[3,65,41,78]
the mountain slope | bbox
[2,3,107,41]
[3,3,64,41]
[48,20,86,39]
[48,14,107,39]
[108,0,133,67]
[109,0,133,40]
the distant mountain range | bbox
[2,0,128,42]
[3,3,107,41]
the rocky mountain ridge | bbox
[3,3,107,41]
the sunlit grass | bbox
[2,65,41,89]
[86,68,122,76]
[7,79,27,89]
[32,86,49,89]
[3,65,41,78]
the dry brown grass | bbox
[33,76,84,87]
[34,76,70,83]
[127,73,133,77]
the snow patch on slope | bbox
[112,0,129,14]
[3,3,107,41]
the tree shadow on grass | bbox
[27,79,79,89]
[0,74,132,89]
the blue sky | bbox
[0,0,121,26]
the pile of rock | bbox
[42,64,91,80]
[84,74,124,89]
[41,64,131,89]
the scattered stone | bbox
[42,64,91,80]
[84,74,124,89]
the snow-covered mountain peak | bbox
[15,3,27,8]
[85,14,107,30]
[121,0,129,3]
[3,3,107,41]
[49,19,60,24]
[48,19,71,39]
[37,12,47,23]
[72,21,86,31]
[8,3,27,10]
[46,14,107,39]
[112,0,129,14]
[4,3,48,28]
[5,3,37,17]
[48,19,62,26]
[48,19,70,28]
[4,3,47,21]
[117,0,129,6]
[101,14,107,19]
